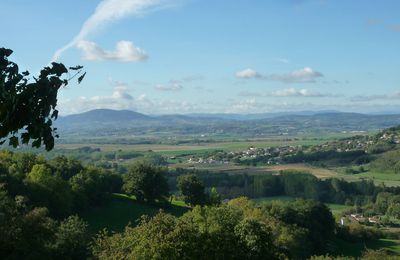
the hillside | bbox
[56,109,400,143]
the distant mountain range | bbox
[58,109,400,125]
[56,109,400,141]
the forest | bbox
[1,150,399,259]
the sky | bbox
[1,0,400,115]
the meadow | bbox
[81,193,189,234]
[333,239,400,257]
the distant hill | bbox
[186,110,340,120]
[56,109,400,141]
[60,109,150,122]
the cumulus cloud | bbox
[59,86,136,114]
[271,88,325,97]
[52,0,168,62]
[77,40,148,62]
[235,67,323,83]
[235,68,261,79]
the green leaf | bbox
[51,110,59,119]
[69,65,83,70]
[32,139,41,148]
[9,136,19,147]
[21,133,30,144]
[78,72,86,84]
[0,48,13,57]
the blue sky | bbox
[1,0,400,114]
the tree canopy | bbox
[0,48,85,150]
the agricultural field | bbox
[56,137,329,152]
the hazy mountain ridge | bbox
[56,109,400,140]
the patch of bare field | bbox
[172,163,338,179]
[261,164,338,179]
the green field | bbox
[57,137,329,153]
[326,203,353,215]
[337,170,400,187]
[251,197,353,215]
[81,193,189,234]
[333,239,400,257]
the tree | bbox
[26,164,73,217]
[208,187,222,206]
[0,48,85,151]
[49,156,84,180]
[177,174,207,206]
[122,162,169,203]
[69,166,122,208]
[234,218,277,259]
[52,215,90,259]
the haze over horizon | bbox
[2,0,400,115]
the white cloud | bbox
[235,68,261,79]
[271,88,325,97]
[77,40,148,62]
[351,92,400,102]
[235,67,323,83]
[269,67,323,83]
[52,0,168,62]
[155,80,183,91]
[60,86,136,114]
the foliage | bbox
[52,215,90,259]
[0,188,90,259]
[92,197,338,259]
[0,48,85,150]
[177,174,207,206]
[263,199,336,254]
[0,150,122,216]
[70,166,122,209]
[208,186,222,206]
[26,163,74,218]
[122,161,169,203]
[370,149,400,173]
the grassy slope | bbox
[333,239,400,257]
[81,193,189,234]
[251,196,352,214]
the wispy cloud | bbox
[239,88,334,98]
[275,58,290,64]
[235,68,261,79]
[155,80,183,91]
[269,67,323,83]
[235,67,324,83]
[351,92,400,102]
[271,88,325,97]
[52,0,169,62]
